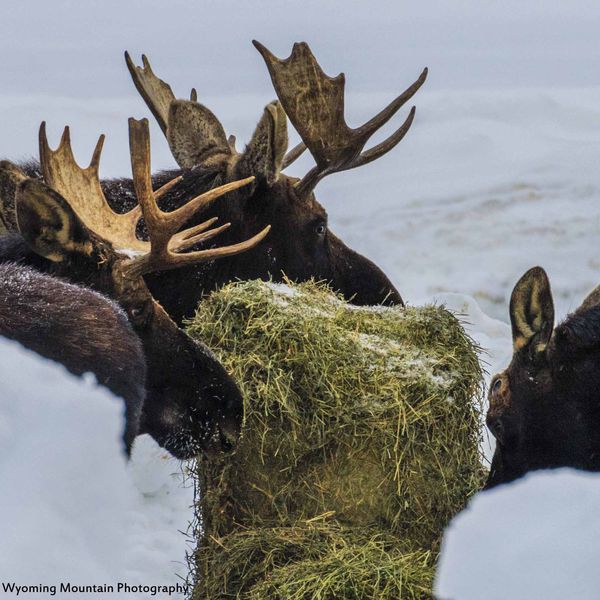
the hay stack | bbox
[186,280,484,599]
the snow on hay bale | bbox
[186,280,484,598]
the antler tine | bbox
[165,224,271,269]
[126,51,233,170]
[172,221,232,253]
[227,134,237,152]
[168,177,255,232]
[354,68,427,140]
[171,217,219,245]
[281,141,307,170]
[154,175,184,200]
[295,108,417,197]
[341,106,416,172]
[123,118,270,279]
[88,133,106,173]
[39,121,147,252]
[128,117,158,223]
[39,122,78,180]
[125,51,175,135]
[253,40,427,198]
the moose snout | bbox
[200,378,244,456]
[219,393,244,448]
[220,415,241,447]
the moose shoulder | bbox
[97,41,428,324]
[485,266,600,488]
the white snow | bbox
[2,0,600,597]
[435,469,600,600]
[0,338,194,598]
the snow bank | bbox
[5,84,599,325]
[2,4,599,324]
[331,86,600,324]
[0,337,193,598]
[435,469,600,600]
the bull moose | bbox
[104,41,427,323]
[0,40,426,457]
[0,118,269,459]
[486,266,600,488]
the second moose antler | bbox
[118,41,424,311]
[253,41,428,198]
[125,42,427,198]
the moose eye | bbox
[127,303,150,324]
[314,222,327,236]
[130,306,144,318]
[491,377,503,393]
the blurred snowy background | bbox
[3,0,600,318]
[1,1,600,597]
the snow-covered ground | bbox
[0,338,195,598]
[2,1,600,597]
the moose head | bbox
[8,118,270,459]
[118,41,428,323]
[485,267,600,488]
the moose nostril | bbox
[218,425,238,453]
[221,419,240,445]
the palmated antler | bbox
[124,53,175,136]
[40,122,147,252]
[125,51,303,171]
[253,41,428,198]
[39,118,270,279]
[122,118,270,279]
[125,52,232,169]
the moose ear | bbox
[509,266,554,356]
[15,178,96,263]
[235,101,288,185]
[166,99,232,169]
[578,285,600,314]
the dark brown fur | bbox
[10,158,403,325]
[117,45,416,324]
[0,171,244,460]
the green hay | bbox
[186,280,484,599]
[197,522,434,600]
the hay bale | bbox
[196,522,434,599]
[186,280,484,599]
